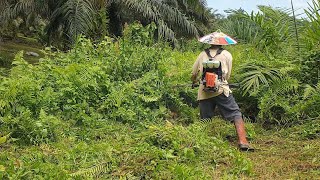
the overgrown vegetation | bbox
[0,0,320,179]
[221,1,320,126]
[0,23,254,179]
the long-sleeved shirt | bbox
[192,48,233,101]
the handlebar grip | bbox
[228,83,240,88]
[192,84,199,89]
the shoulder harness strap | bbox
[204,48,224,80]
[204,48,213,58]
[205,48,224,60]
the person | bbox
[191,31,253,151]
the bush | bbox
[0,24,200,144]
[300,50,320,86]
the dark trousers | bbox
[199,94,242,122]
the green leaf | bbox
[0,165,5,172]
[0,133,11,145]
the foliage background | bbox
[0,0,320,179]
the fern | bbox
[69,162,112,178]
[139,95,161,103]
[192,118,214,131]
[269,76,299,95]
[303,84,317,99]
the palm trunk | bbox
[108,2,122,37]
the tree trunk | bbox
[108,2,122,37]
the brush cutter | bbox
[173,83,240,89]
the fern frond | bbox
[139,95,161,103]
[192,118,215,131]
[69,162,112,178]
[270,76,299,95]
[303,84,317,99]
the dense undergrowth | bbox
[0,24,253,179]
[0,19,319,178]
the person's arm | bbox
[191,53,202,84]
[225,52,233,81]
[191,68,198,84]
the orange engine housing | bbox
[205,72,216,87]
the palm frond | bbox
[239,64,281,96]
[223,6,303,51]
[1,0,208,46]
[11,0,49,18]
[122,0,158,22]
[303,0,320,49]
[48,0,95,43]
[151,1,199,36]
[157,20,176,42]
[119,0,199,43]
[176,0,208,22]
[221,18,259,43]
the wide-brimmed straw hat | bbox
[198,31,237,45]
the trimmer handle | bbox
[192,84,199,89]
[228,83,240,88]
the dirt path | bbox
[245,131,320,179]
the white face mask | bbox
[202,60,220,69]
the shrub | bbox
[0,24,199,144]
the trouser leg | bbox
[199,98,216,119]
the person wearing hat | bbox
[191,31,253,151]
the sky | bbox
[207,0,314,17]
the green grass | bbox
[245,125,320,179]
[0,119,320,179]
[1,119,319,179]
[0,119,253,179]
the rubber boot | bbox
[234,118,254,152]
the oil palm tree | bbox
[304,0,320,50]
[0,0,211,46]
[221,6,303,52]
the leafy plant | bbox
[238,63,281,96]
[69,162,112,178]
[222,6,302,53]
[300,50,320,85]
[1,0,210,46]
[303,0,320,50]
